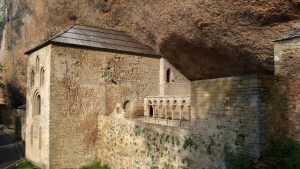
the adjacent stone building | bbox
[274,29,300,142]
[24,25,299,169]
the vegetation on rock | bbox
[12,161,40,169]
[267,138,300,169]
[80,162,109,169]
[224,145,253,169]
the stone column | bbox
[145,105,150,122]
[188,106,191,121]
[159,58,165,96]
[158,106,161,119]
[179,106,183,120]
[171,106,176,120]
[164,106,167,119]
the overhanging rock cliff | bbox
[1,0,300,104]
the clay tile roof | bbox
[273,28,300,42]
[25,25,160,57]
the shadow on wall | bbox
[6,83,25,108]
[159,33,274,80]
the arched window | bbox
[36,56,39,70]
[31,70,35,87]
[40,68,45,85]
[166,68,171,82]
[36,95,41,115]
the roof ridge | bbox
[125,31,159,55]
[73,24,128,34]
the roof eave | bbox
[24,24,76,55]
[24,41,51,55]
[272,36,300,42]
[50,42,161,58]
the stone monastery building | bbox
[24,25,300,169]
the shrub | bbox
[12,161,40,169]
[224,146,253,169]
[80,162,109,169]
[183,137,193,150]
[268,138,300,169]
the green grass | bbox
[12,161,40,169]
[80,162,109,169]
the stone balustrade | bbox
[143,96,191,128]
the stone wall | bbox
[274,39,300,142]
[96,74,281,168]
[191,75,285,158]
[0,108,26,140]
[49,45,161,168]
[159,58,190,96]
[97,116,219,169]
[25,45,51,168]
[104,53,160,118]
[0,108,18,129]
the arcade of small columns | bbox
[144,96,191,122]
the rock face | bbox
[1,0,300,105]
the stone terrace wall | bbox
[190,75,283,159]
[97,75,282,168]
[97,116,225,169]
[274,39,300,142]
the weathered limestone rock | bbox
[1,0,300,104]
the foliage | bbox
[0,63,5,88]
[12,161,40,169]
[224,146,254,169]
[268,138,300,169]
[80,162,109,169]
[183,137,194,150]
[0,1,6,28]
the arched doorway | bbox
[149,105,154,117]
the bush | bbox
[269,138,300,169]
[80,162,109,169]
[183,137,193,150]
[224,146,253,169]
[12,161,40,169]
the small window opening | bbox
[166,68,171,82]
[40,68,45,85]
[36,95,41,115]
[31,70,35,87]
[36,56,39,70]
